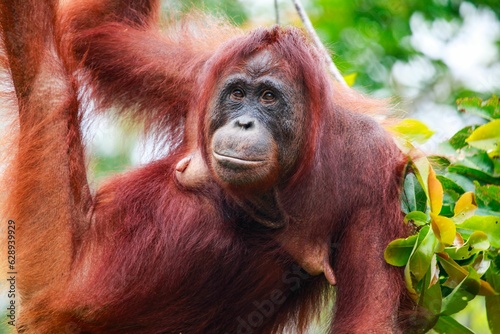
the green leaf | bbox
[410,226,439,281]
[487,248,500,274]
[448,164,500,185]
[438,254,497,296]
[437,175,465,195]
[444,173,475,193]
[389,119,435,144]
[428,156,451,172]
[483,95,500,119]
[466,119,500,154]
[401,172,427,214]
[404,227,430,300]
[385,234,419,266]
[418,256,442,316]
[438,175,466,216]
[449,126,479,150]
[469,151,496,173]
[433,315,475,334]
[475,182,500,211]
[405,254,419,300]
[458,216,500,248]
[457,95,500,120]
[486,268,500,333]
[440,267,479,316]
[439,254,470,286]
[404,211,428,226]
[493,157,500,174]
[445,231,490,261]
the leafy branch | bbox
[290,0,348,87]
[386,95,500,333]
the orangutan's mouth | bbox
[213,151,266,169]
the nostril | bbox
[237,120,253,129]
[235,118,255,130]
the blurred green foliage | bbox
[310,0,500,99]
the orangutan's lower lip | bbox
[213,152,266,168]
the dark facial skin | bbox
[208,51,305,194]
[201,51,306,228]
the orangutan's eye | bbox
[260,90,276,104]
[230,88,245,100]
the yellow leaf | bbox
[343,73,357,87]
[428,166,443,215]
[431,213,456,246]
[466,119,500,153]
[389,119,434,144]
[453,192,478,223]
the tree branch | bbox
[274,0,280,25]
[291,0,348,87]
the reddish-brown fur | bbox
[0,0,423,333]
